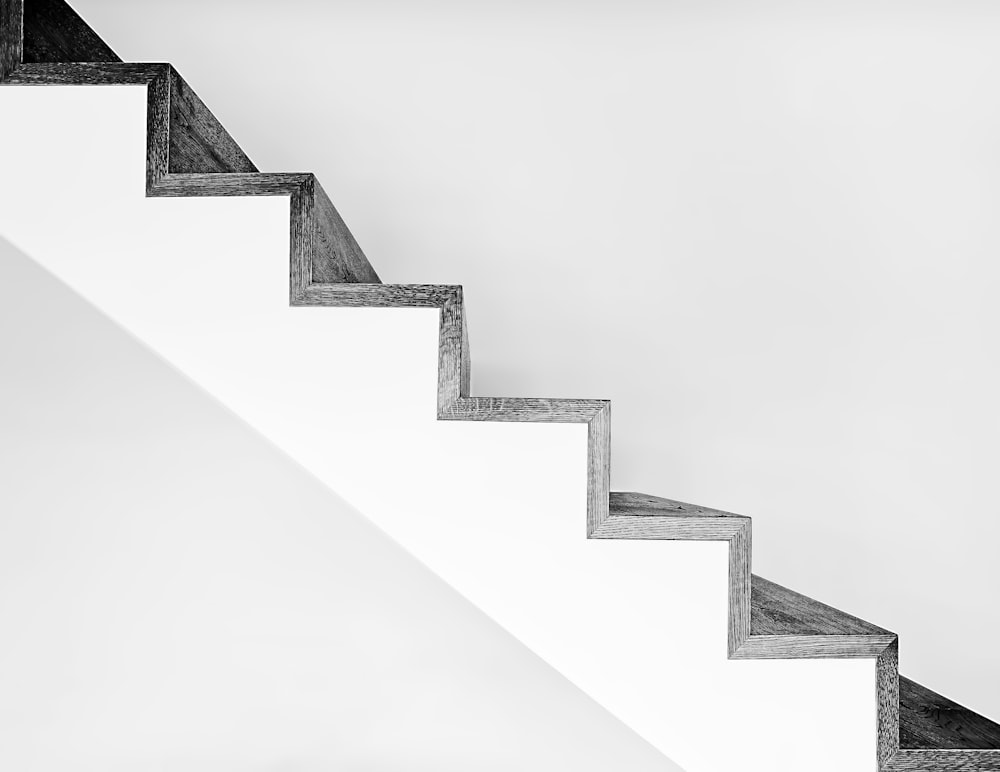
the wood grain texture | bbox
[900,676,1000,750]
[590,513,746,540]
[145,65,170,191]
[299,282,461,308]
[313,179,381,283]
[460,304,472,397]
[609,491,749,521]
[587,402,611,535]
[0,0,23,81]
[21,0,118,65]
[442,397,606,422]
[728,519,752,656]
[150,172,312,197]
[167,68,256,175]
[3,60,161,83]
[436,285,467,412]
[886,749,1000,771]
[732,634,897,659]
[289,174,315,302]
[592,492,747,539]
[879,640,901,768]
[751,574,891,637]
[735,575,896,659]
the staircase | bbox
[2,1,999,769]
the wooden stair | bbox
[1,1,997,769]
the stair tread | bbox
[750,575,891,637]
[900,676,1000,750]
[23,0,120,65]
[609,491,747,520]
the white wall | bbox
[0,235,683,772]
[66,0,1000,721]
[0,86,880,772]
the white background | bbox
[65,0,1000,721]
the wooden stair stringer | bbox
[1,2,998,769]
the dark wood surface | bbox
[900,676,1000,750]
[5,61,162,83]
[298,283,462,307]
[150,172,312,197]
[750,574,891,637]
[313,178,380,283]
[610,490,749,521]
[145,66,170,189]
[167,68,256,175]
[0,0,23,81]
[597,491,748,540]
[22,0,118,64]
[879,641,901,767]
[888,749,1000,771]
[441,397,607,422]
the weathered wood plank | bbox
[21,0,118,65]
[589,513,746,540]
[313,179,380,283]
[732,634,897,659]
[3,60,161,83]
[436,286,465,411]
[609,491,749,521]
[751,574,891,637]
[899,676,1000,751]
[289,174,315,302]
[299,282,461,308]
[879,640,901,768]
[738,575,896,659]
[167,67,256,175]
[596,492,748,540]
[587,402,611,535]
[460,303,471,396]
[887,749,1000,771]
[728,519,752,655]
[148,172,312,197]
[0,0,23,81]
[145,66,169,191]
[442,397,606,423]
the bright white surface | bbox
[0,86,876,771]
[0,236,681,772]
[69,0,1000,722]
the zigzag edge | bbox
[2,1,998,768]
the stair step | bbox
[900,676,1000,750]
[750,575,891,637]
[599,491,748,540]
[609,490,747,520]
[23,0,119,65]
